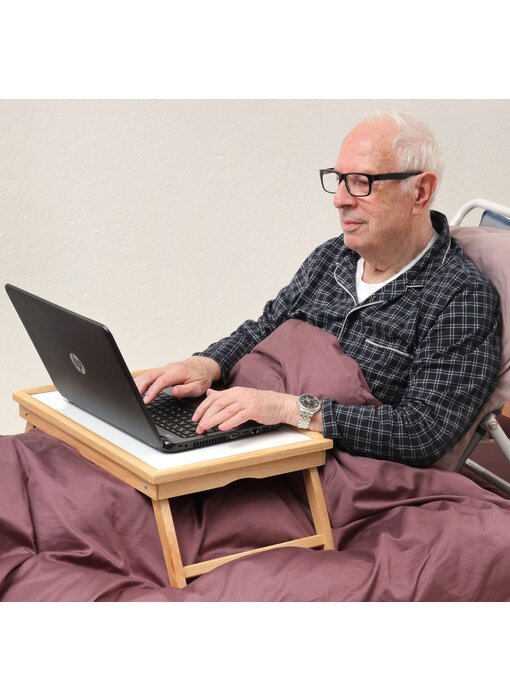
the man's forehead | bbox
[336,122,397,170]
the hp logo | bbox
[70,353,86,375]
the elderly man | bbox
[135,112,501,468]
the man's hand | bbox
[134,356,221,404]
[192,386,320,434]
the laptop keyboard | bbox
[146,393,208,438]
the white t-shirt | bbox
[355,233,438,304]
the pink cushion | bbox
[451,226,510,409]
[437,226,510,470]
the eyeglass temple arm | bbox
[371,171,422,181]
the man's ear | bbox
[412,172,438,212]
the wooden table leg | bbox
[152,499,187,588]
[302,467,335,550]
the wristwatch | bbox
[297,394,322,429]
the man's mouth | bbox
[342,218,364,231]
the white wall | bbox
[1,99,509,434]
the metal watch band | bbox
[297,395,322,429]
[297,412,314,429]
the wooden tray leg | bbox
[152,499,187,588]
[302,467,335,550]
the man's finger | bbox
[172,381,208,399]
[192,390,221,422]
[197,403,243,433]
[134,372,157,394]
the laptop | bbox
[6,284,279,453]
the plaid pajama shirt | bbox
[196,211,501,467]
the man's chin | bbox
[342,230,360,247]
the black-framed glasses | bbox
[319,169,422,197]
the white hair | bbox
[367,111,444,196]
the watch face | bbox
[300,394,320,410]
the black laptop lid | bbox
[6,284,163,449]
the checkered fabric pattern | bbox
[196,212,501,467]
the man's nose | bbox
[333,179,357,209]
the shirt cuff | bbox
[320,397,346,447]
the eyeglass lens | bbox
[322,172,370,196]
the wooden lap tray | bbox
[13,385,335,588]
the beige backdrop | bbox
[1,99,509,434]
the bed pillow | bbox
[228,318,379,407]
